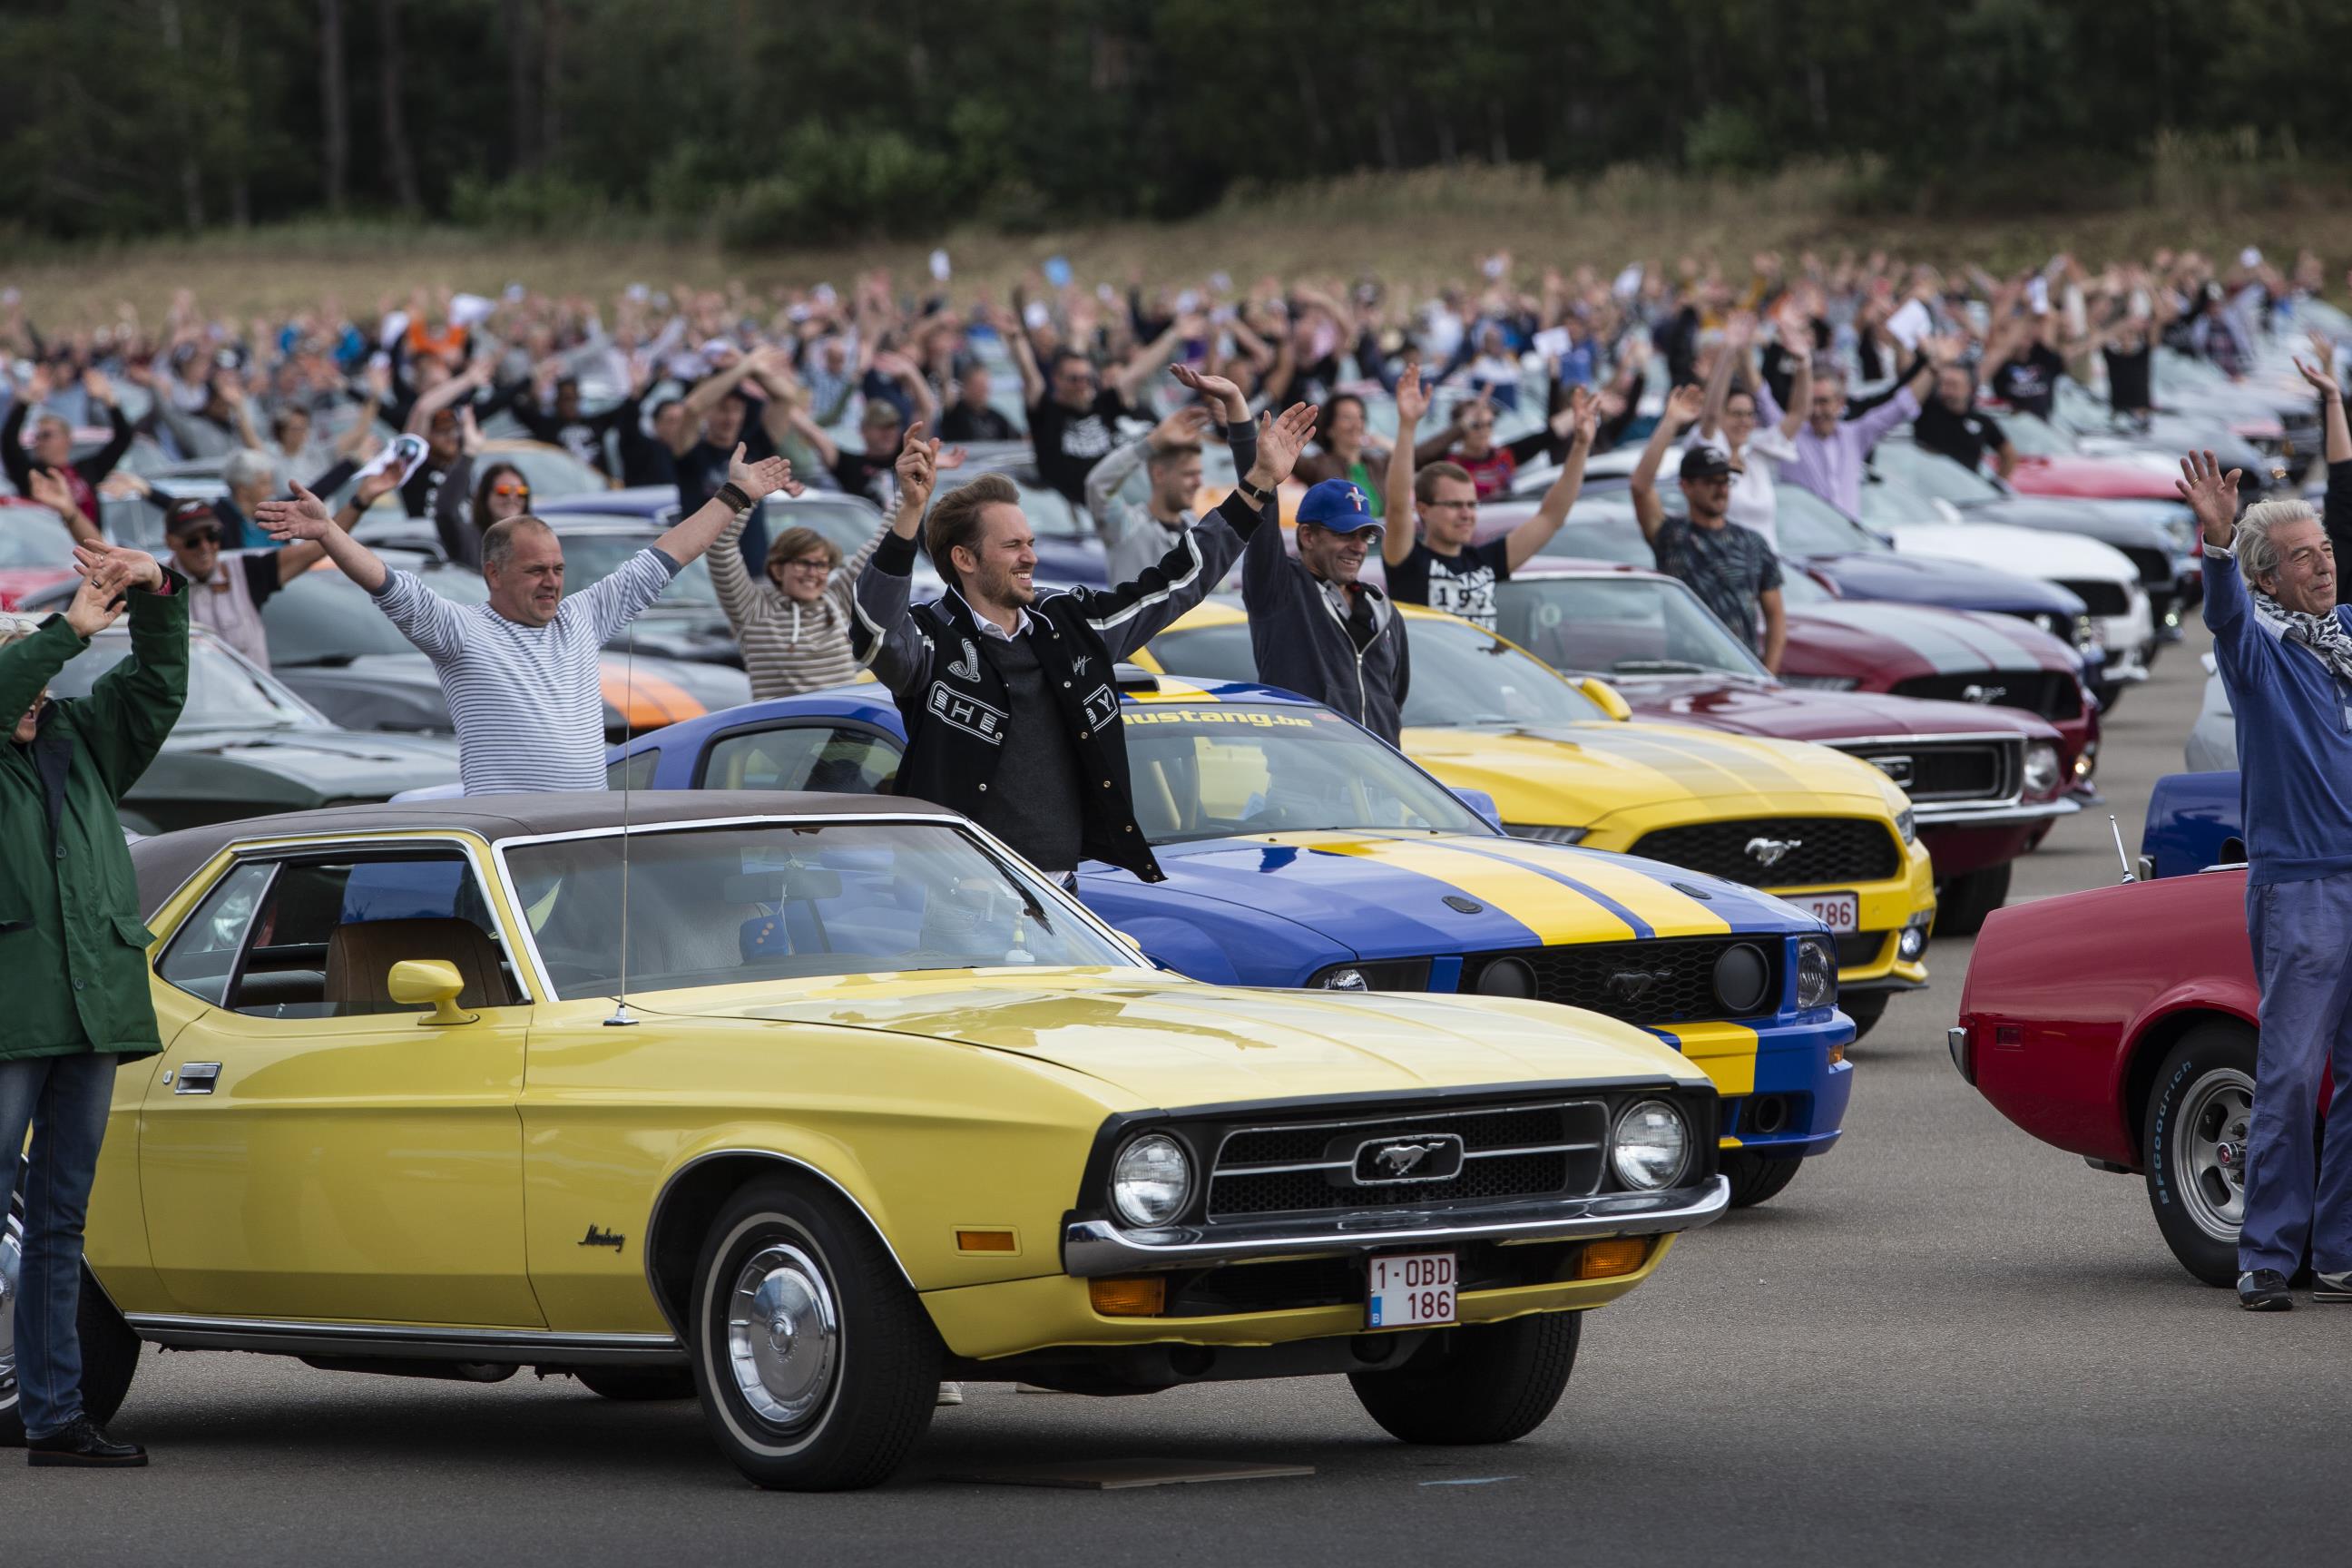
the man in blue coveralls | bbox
[2180,449,2352,1309]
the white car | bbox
[2186,650,2235,770]
[1873,517,2153,684]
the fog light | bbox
[1576,1238,1651,1279]
[1710,943,1772,1015]
[1897,925,1926,962]
[1089,1277,1167,1317]
[1476,957,1536,998]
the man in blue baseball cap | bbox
[1238,467,1410,745]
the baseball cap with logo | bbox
[1296,477,1383,534]
[1679,446,1740,482]
[165,497,224,536]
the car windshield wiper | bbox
[1610,658,1714,674]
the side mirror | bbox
[388,959,477,1026]
[1449,787,1502,829]
[1575,677,1633,722]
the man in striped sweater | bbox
[256,444,795,793]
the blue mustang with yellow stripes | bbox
[605,675,1855,1208]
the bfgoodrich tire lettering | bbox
[2142,1023,2257,1288]
[1348,1310,1580,1445]
[690,1176,939,1490]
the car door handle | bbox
[172,1063,222,1096]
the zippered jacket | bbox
[1240,516,1411,745]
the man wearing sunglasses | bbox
[157,498,327,672]
[1629,383,1787,671]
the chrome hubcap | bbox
[2178,1068,2255,1240]
[725,1243,838,1430]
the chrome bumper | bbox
[1061,1176,1731,1277]
[1913,796,2081,828]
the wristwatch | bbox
[1234,475,1275,507]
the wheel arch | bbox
[642,1150,913,1339]
[2121,1004,2258,1165]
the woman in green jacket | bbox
[0,543,187,1468]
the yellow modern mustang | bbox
[1135,601,1936,1036]
[57,793,1729,1491]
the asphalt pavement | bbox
[19,618,2341,1568]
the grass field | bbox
[15,158,2352,324]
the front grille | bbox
[1461,936,1783,1024]
[1837,740,2016,803]
[1631,818,1902,888]
[1834,931,1887,967]
[1207,1101,1606,1220]
[2056,578,2132,617]
[1890,671,2082,721]
[2120,545,2171,587]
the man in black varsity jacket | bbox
[851,382,1318,882]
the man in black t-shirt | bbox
[1987,328,2066,420]
[1024,350,1131,504]
[937,363,1018,443]
[1914,365,2015,479]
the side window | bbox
[223,852,523,1020]
[158,861,276,1006]
[607,748,660,789]
[701,725,900,795]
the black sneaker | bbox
[2239,1269,2294,1311]
[2313,1270,2352,1303]
[25,1416,146,1468]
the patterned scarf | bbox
[2252,586,2352,684]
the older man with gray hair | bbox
[2180,449,2352,1310]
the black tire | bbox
[689,1176,939,1491]
[1348,1311,1580,1446]
[2143,1024,2258,1288]
[1841,991,1889,1042]
[1721,1151,1804,1209]
[575,1365,697,1401]
[1,1196,141,1446]
[1934,862,2014,938]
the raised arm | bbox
[1112,313,1197,407]
[1776,338,1812,441]
[679,348,763,422]
[653,444,797,569]
[1506,388,1599,569]
[24,466,103,547]
[255,480,392,593]
[1694,319,1747,444]
[785,402,842,469]
[1630,383,1705,541]
[2296,349,2352,464]
[1004,290,1047,407]
[79,372,135,483]
[402,361,488,436]
[1384,357,1430,567]
[851,426,948,696]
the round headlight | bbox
[1611,1100,1691,1191]
[1475,957,1536,998]
[1895,807,1917,845]
[1315,967,1369,991]
[2022,742,2062,799]
[1710,942,1772,1016]
[1111,1133,1192,1228]
[1796,937,1838,1010]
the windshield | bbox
[1122,702,1490,843]
[1494,574,1769,679]
[557,530,722,613]
[504,821,1132,998]
[1769,485,1890,555]
[0,512,76,570]
[1857,469,1953,528]
[1873,440,2005,506]
[52,633,326,730]
[1401,615,1608,728]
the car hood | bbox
[156,726,461,796]
[1884,522,2138,582]
[1132,828,1813,948]
[641,968,1705,1104]
[1962,496,2170,549]
[1607,676,2052,742]
[1804,551,2085,615]
[2003,455,2181,501]
[1787,601,2073,677]
[1404,720,1897,826]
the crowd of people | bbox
[5,237,2352,1465]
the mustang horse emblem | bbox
[1372,1142,1445,1176]
[1606,970,1661,1004]
[1745,836,1803,868]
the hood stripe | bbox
[1653,1020,1762,1103]
[1294,834,1641,943]
[1431,839,1661,939]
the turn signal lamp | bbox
[1088,1277,1168,1317]
[956,1230,1018,1253]
[1576,1238,1651,1279]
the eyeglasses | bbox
[490,482,531,499]
[176,527,223,547]
[784,556,833,573]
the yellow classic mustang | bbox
[26,793,1730,1490]
[1135,602,1938,1038]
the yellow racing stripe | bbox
[1281,833,1642,943]
[1458,838,1735,937]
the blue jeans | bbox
[1,1053,119,1439]
[2241,875,2352,1278]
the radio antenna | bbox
[2108,814,2137,885]
[606,612,639,1027]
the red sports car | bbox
[1955,867,2261,1286]
[1772,568,2101,799]
[0,495,82,609]
[1495,560,2078,933]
